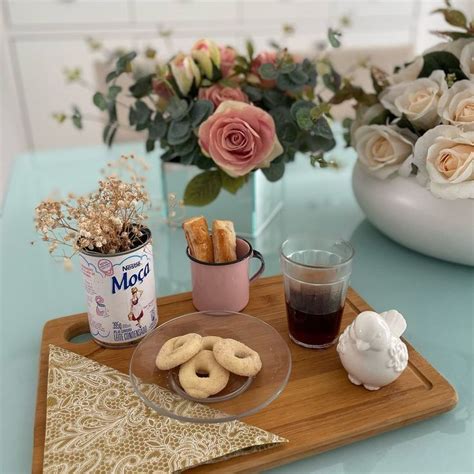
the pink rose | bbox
[198,84,249,108]
[250,51,278,88]
[198,100,283,177]
[220,46,237,77]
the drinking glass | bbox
[280,235,354,349]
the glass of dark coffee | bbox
[280,235,354,349]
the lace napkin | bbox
[43,345,287,473]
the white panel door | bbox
[14,37,135,150]
[6,0,131,26]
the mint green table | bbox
[1,141,472,473]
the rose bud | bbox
[169,53,201,96]
[191,39,221,79]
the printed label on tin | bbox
[80,242,158,344]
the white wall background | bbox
[1,5,28,209]
[1,0,473,203]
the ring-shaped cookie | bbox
[155,333,202,370]
[213,338,262,377]
[201,335,222,350]
[178,350,230,398]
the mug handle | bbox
[249,249,265,282]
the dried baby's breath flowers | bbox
[35,155,150,260]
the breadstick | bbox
[212,220,237,263]
[183,216,213,263]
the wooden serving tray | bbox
[33,276,457,473]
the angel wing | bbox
[380,310,407,338]
[387,338,409,372]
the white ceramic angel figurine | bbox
[337,310,408,390]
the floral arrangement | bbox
[60,38,341,205]
[343,4,473,200]
[34,155,150,264]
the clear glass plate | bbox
[129,311,292,423]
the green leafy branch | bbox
[431,1,474,40]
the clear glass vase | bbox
[161,162,283,237]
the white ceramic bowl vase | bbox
[352,162,474,266]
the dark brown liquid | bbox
[285,302,344,347]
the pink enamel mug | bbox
[187,237,265,312]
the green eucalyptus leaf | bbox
[301,58,314,73]
[167,119,191,145]
[305,134,336,153]
[72,106,82,129]
[272,152,287,164]
[280,62,296,73]
[288,68,309,85]
[270,106,292,132]
[261,161,285,182]
[108,102,117,123]
[276,73,293,91]
[174,137,197,156]
[93,92,108,111]
[290,100,314,120]
[180,151,196,165]
[161,149,178,162]
[135,100,152,125]
[168,97,189,120]
[312,117,333,140]
[128,105,137,125]
[106,70,118,83]
[116,51,137,73]
[146,139,155,152]
[243,85,263,102]
[295,107,313,130]
[107,126,118,147]
[322,69,342,92]
[220,172,247,194]
[279,122,298,143]
[262,89,286,108]
[259,63,278,80]
[328,28,342,48]
[103,123,117,147]
[102,124,111,144]
[148,114,167,140]
[129,74,154,98]
[108,85,122,100]
[190,99,214,128]
[183,170,222,206]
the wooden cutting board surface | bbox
[33,275,457,473]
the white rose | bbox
[438,80,474,131]
[459,40,474,81]
[413,124,474,199]
[390,56,423,84]
[423,38,472,58]
[350,103,386,147]
[379,70,447,130]
[355,125,416,179]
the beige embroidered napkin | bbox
[43,345,287,473]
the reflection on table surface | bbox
[1,141,472,473]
